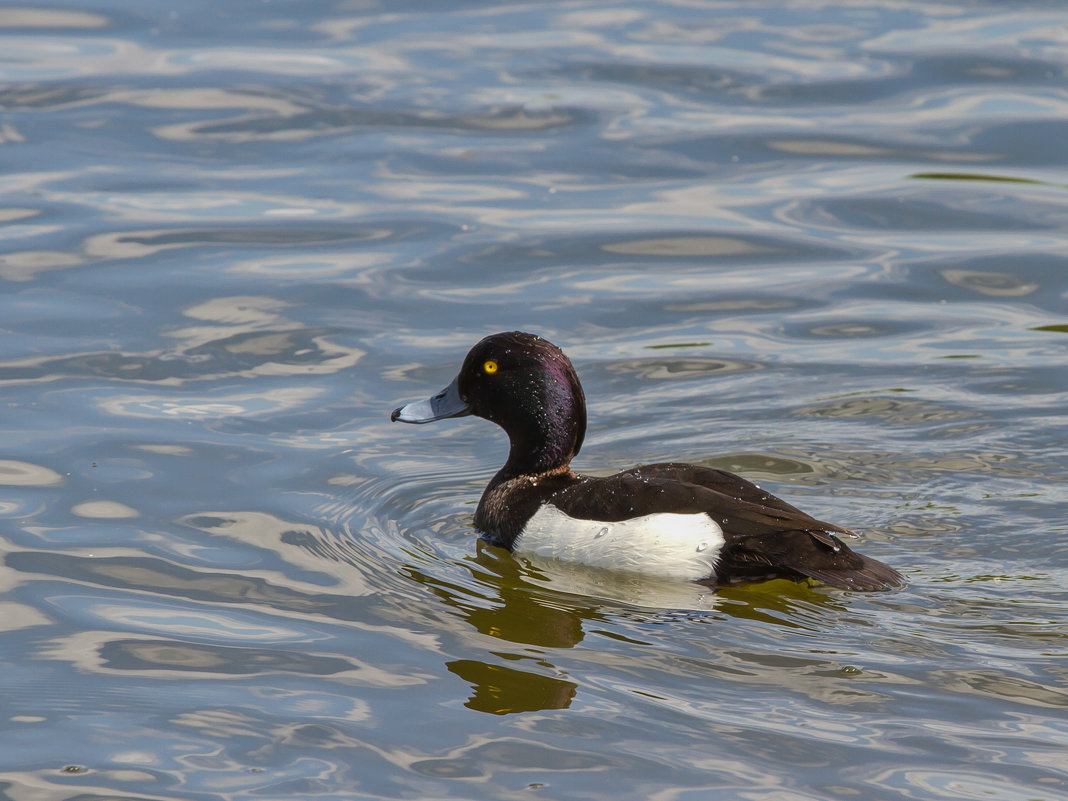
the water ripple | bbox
[3,1,1067,800]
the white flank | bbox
[515,505,724,581]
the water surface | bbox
[1,1,1066,799]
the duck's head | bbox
[391,331,586,475]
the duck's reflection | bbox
[407,540,721,714]
[403,545,588,713]
[404,544,594,649]
[446,659,577,715]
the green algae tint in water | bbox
[0,1,1066,800]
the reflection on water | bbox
[2,0,1067,799]
[447,660,578,715]
[0,459,63,486]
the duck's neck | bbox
[494,385,585,485]
[499,423,578,481]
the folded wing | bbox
[546,463,902,591]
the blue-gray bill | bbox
[391,376,472,424]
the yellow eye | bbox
[483,360,498,374]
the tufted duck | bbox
[391,332,903,590]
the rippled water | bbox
[2,1,1067,799]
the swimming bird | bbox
[391,331,903,590]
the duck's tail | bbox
[717,527,904,591]
[793,535,904,591]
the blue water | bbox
[1,1,1066,799]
